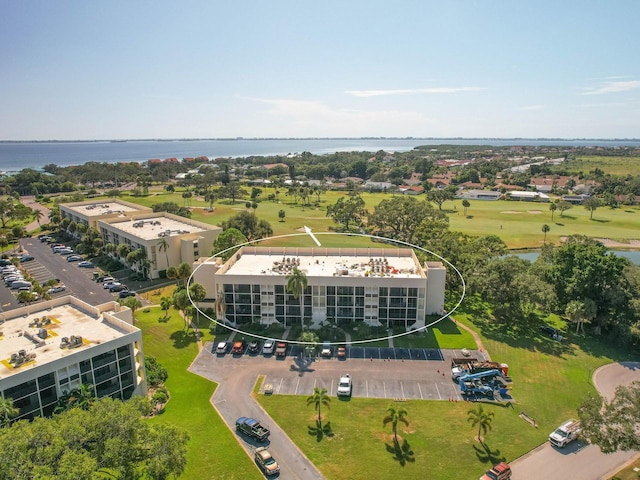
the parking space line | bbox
[277,377,283,394]
[383,382,387,398]
[366,380,369,398]
[400,381,405,399]
[451,383,460,401]
[435,383,441,400]
[294,377,300,395]
[418,383,423,400]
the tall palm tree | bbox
[549,202,557,221]
[306,387,331,427]
[467,404,494,443]
[32,209,43,227]
[542,224,550,244]
[0,397,18,427]
[160,296,173,320]
[286,267,307,326]
[383,405,409,445]
[177,262,192,286]
[157,237,170,270]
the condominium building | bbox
[59,199,152,230]
[98,212,222,279]
[0,296,146,422]
[193,246,446,330]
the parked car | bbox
[118,290,136,298]
[321,341,332,357]
[19,255,35,262]
[109,284,125,293]
[11,281,32,290]
[337,346,347,359]
[479,462,512,480]
[248,340,261,354]
[215,341,228,354]
[262,340,275,355]
[78,261,95,268]
[99,276,115,284]
[52,246,67,253]
[337,374,352,397]
[57,248,74,256]
[540,324,562,341]
[39,235,53,243]
[104,281,121,289]
[0,259,12,266]
[18,292,39,303]
[66,255,83,262]
[47,285,66,294]
[232,340,247,355]
[254,447,279,476]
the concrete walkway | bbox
[19,195,51,233]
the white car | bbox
[215,341,228,354]
[262,340,275,355]
[337,374,352,397]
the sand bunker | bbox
[528,210,543,214]
[500,210,522,214]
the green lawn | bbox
[136,306,261,480]
[117,188,640,250]
[255,303,637,480]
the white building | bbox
[59,199,152,230]
[98,212,222,279]
[0,296,146,421]
[193,246,446,330]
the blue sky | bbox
[1,0,639,140]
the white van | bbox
[11,281,32,290]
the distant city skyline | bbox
[1,1,639,141]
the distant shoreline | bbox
[2,136,640,144]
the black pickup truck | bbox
[235,417,270,442]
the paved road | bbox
[510,362,640,480]
[190,345,327,480]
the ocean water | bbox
[1,138,640,172]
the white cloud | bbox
[521,105,545,110]
[344,86,485,98]
[236,96,435,136]
[578,80,640,96]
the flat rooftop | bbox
[108,216,207,240]
[64,201,143,217]
[222,247,424,279]
[0,303,129,380]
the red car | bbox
[231,340,246,354]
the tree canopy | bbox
[578,381,640,453]
[0,396,188,480]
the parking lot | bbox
[205,345,490,402]
[0,237,127,311]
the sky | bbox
[1,0,639,141]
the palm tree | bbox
[160,296,173,320]
[157,237,170,270]
[286,267,307,326]
[383,405,409,445]
[307,387,331,427]
[0,397,18,427]
[32,209,43,227]
[278,209,286,222]
[462,199,470,216]
[177,262,192,286]
[542,224,550,244]
[467,404,494,444]
[549,202,557,221]
[166,265,178,283]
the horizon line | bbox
[2,136,640,143]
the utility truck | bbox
[549,419,581,448]
[451,358,508,381]
[459,369,505,397]
[235,417,270,442]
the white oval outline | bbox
[187,232,466,346]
